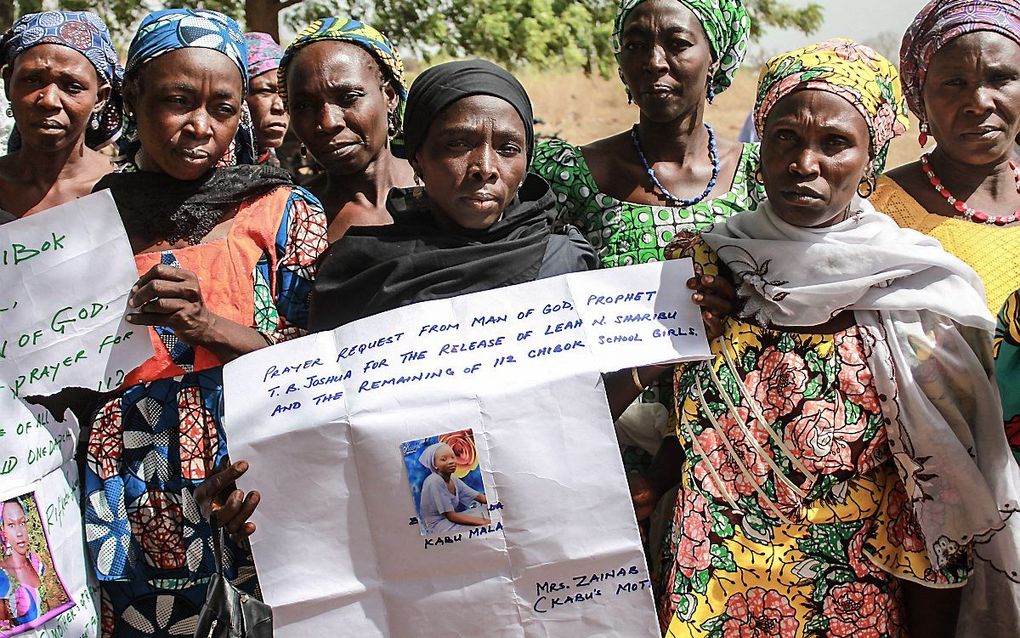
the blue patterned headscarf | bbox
[125,9,256,166]
[1,10,124,149]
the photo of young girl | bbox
[401,430,491,537]
[0,492,74,636]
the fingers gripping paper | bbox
[222,260,710,637]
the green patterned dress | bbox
[532,138,765,269]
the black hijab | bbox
[94,165,292,247]
[309,174,557,331]
[399,59,535,161]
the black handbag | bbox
[194,527,274,638]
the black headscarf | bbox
[94,165,292,248]
[400,59,535,161]
[309,174,558,331]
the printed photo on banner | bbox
[401,430,490,537]
[0,491,74,636]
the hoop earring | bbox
[414,174,422,187]
[753,165,764,185]
[918,121,929,147]
[857,174,876,199]
[4,106,11,117]
[299,143,307,158]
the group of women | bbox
[0,0,1016,636]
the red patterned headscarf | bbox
[900,0,1020,119]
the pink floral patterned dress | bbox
[659,240,966,638]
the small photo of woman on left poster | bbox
[0,491,74,636]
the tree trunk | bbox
[244,0,288,43]
[0,0,16,33]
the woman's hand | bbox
[127,264,219,347]
[194,461,261,543]
[628,473,664,522]
[126,264,273,363]
[688,273,737,341]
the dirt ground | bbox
[518,67,921,172]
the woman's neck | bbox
[635,105,708,165]
[6,550,28,569]
[929,147,1020,202]
[12,139,93,186]
[324,149,401,216]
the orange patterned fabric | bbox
[123,187,291,386]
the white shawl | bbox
[701,197,1020,590]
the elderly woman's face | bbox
[412,95,528,231]
[1,501,28,557]
[924,31,1020,166]
[761,90,871,228]
[4,44,108,152]
[130,48,243,181]
[246,69,288,151]
[287,42,397,176]
[618,0,714,122]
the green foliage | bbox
[0,0,823,74]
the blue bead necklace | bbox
[631,123,720,207]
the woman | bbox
[533,0,761,269]
[278,18,415,242]
[0,499,45,627]
[244,32,288,166]
[872,0,1020,462]
[639,40,1020,637]
[81,10,330,636]
[0,11,122,220]
[309,59,596,329]
[417,443,489,535]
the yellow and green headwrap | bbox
[612,0,750,96]
[754,39,909,174]
[278,18,406,132]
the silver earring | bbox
[90,116,100,130]
[5,106,11,117]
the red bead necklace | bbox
[921,153,1020,226]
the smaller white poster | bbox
[0,190,152,399]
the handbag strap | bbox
[211,521,229,576]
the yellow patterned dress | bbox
[660,239,965,638]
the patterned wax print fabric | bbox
[998,290,1020,464]
[900,0,1020,119]
[658,237,964,637]
[83,186,330,638]
[755,39,910,174]
[0,10,124,149]
[244,31,283,79]
[278,18,406,132]
[612,0,751,96]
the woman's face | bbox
[617,0,714,122]
[411,95,528,231]
[1,502,28,557]
[761,90,872,228]
[286,42,397,177]
[4,44,109,153]
[129,48,243,181]
[924,31,1020,167]
[246,69,288,151]
[433,446,458,475]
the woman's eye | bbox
[498,144,522,156]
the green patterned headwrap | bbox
[613,0,751,95]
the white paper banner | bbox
[223,259,710,637]
[0,190,152,399]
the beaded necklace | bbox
[631,123,720,207]
[921,153,1020,226]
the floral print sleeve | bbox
[254,186,330,344]
[658,245,961,637]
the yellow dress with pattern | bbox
[659,238,967,638]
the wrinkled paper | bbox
[223,259,709,637]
